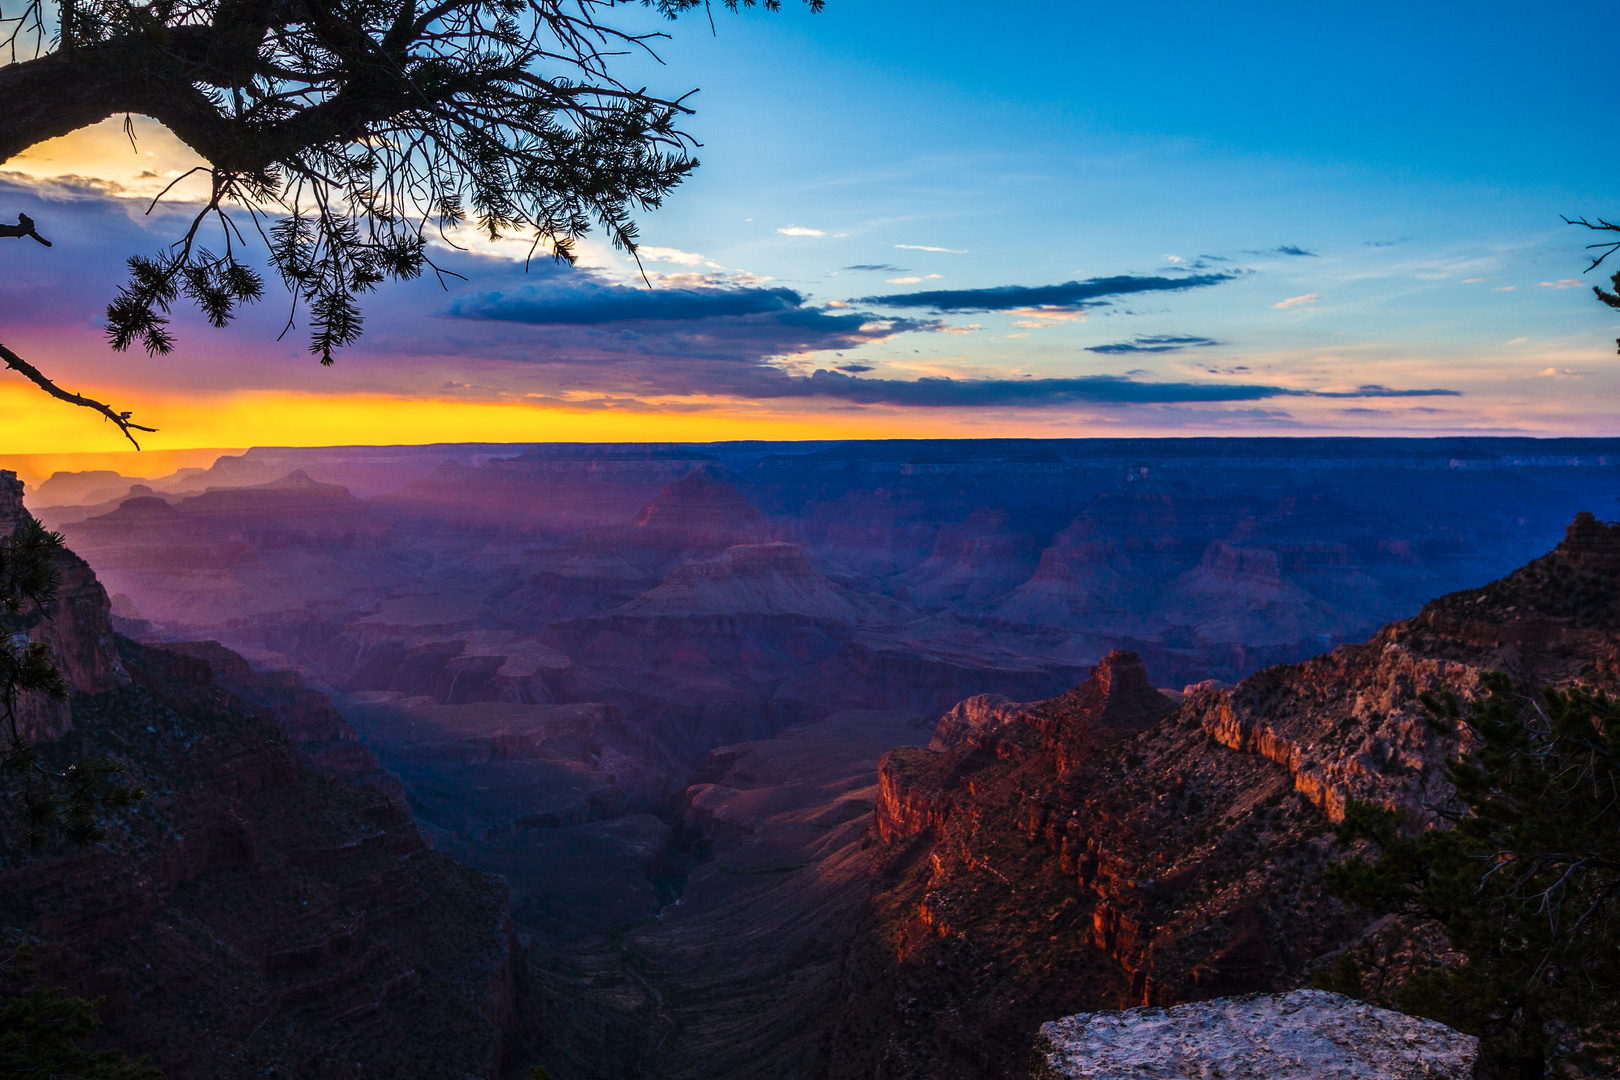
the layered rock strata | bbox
[830,514,1620,1080]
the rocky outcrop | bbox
[830,516,1620,1079]
[929,692,1028,752]
[1556,509,1620,570]
[1034,990,1478,1080]
[0,636,526,1080]
[155,640,361,743]
[0,480,526,1078]
[1,470,129,741]
[630,467,768,546]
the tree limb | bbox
[0,341,155,448]
[0,213,50,246]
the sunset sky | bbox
[2,0,1618,455]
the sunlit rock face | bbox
[820,511,1620,1080]
[1033,990,1478,1080]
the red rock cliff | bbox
[833,518,1620,1080]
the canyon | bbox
[5,438,1619,1078]
[0,473,523,1079]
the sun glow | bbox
[0,381,919,460]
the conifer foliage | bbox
[1328,673,1620,1078]
[0,952,161,1080]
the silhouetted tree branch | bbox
[0,0,820,414]
[0,213,50,245]
[1564,216,1620,354]
[0,342,155,448]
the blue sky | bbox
[2,0,1618,449]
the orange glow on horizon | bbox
[0,380,957,475]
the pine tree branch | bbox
[0,341,154,448]
[0,213,50,246]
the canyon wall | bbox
[819,511,1620,1080]
[0,473,526,1079]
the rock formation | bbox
[1034,990,1478,1080]
[0,475,525,1079]
[825,511,1620,1080]
[1,471,129,741]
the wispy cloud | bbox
[844,264,904,272]
[1085,334,1220,354]
[1010,308,1089,328]
[1460,277,1496,284]
[1538,279,1584,289]
[1245,245,1318,257]
[895,244,968,253]
[1310,384,1461,399]
[777,226,826,237]
[861,273,1236,313]
[638,246,707,266]
[1273,293,1320,309]
[887,274,943,284]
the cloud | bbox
[836,363,874,373]
[1273,293,1320,309]
[1538,279,1584,289]
[638,246,707,266]
[886,274,943,284]
[1244,245,1317,257]
[844,264,904,272]
[1010,308,1089,328]
[741,372,1460,408]
[1460,277,1496,284]
[895,244,968,253]
[777,226,826,237]
[1085,334,1220,354]
[1310,384,1460,398]
[447,279,810,324]
[1492,286,1517,292]
[860,273,1236,313]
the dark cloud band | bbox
[858,273,1236,312]
[445,280,807,324]
[744,371,1460,408]
[1086,335,1221,354]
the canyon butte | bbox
[2,437,1618,1078]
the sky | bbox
[1,0,1618,453]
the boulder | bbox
[1033,989,1477,1079]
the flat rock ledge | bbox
[1032,989,1478,1079]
